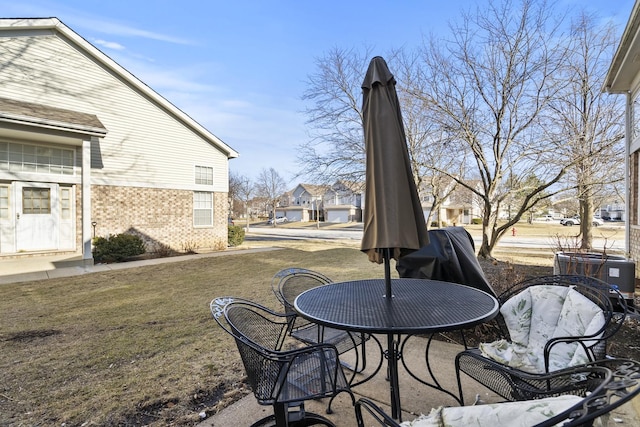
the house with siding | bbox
[323,180,362,223]
[277,184,328,222]
[604,1,640,280]
[0,18,238,264]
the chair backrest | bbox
[210,296,351,407]
[498,275,626,363]
[210,297,291,402]
[272,268,332,328]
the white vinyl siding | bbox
[193,192,213,226]
[0,33,229,192]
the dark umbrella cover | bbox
[360,56,429,267]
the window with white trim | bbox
[0,185,8,219]
[194,191,213,226]
[60,187,71,220]
[23,187,51,214]
[0,142,74,175]
[195,165,213,185]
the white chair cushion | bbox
[400,395,583,427]
[479,285,605,373]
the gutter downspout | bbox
[626,92,631,257]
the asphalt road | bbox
[246,224,625,252]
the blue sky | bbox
[1,0,635,185]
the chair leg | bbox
[454,353,466,406]
[265,402,337,427]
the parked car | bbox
[267,216,288,224]
[560,216,604,227]
[541,214,554,221]
[227,217,234,226]
[560,216,579,226]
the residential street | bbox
[246,223,626,252]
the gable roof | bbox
[0,18,238,158]
[297,183,330,195]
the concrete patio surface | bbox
[196,335,640,427]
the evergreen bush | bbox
[228,225,245,247]
[93,233,146,263]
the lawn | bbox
[0,242,388,426]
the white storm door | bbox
[15,182,59,251]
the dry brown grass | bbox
[0,242,390,426]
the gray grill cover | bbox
[396,227,496,297]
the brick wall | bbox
[90,185,228,252]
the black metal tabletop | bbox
[294,278,499,335]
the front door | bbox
[15,182,59,251]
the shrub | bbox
[180,240,198,254]
[471,218,483,225]
[228,225,245,247]
[154,242,177,258]
[93,233,146,263]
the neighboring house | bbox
[279,184,329,222]
[604,1,640,277]
[418,178,482,226]
[323,180,362,223]
[0,18,238,264]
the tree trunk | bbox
[580,187,594,250]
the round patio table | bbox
[294,278,499,421]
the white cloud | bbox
[93,39,125,51]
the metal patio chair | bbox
[272,268,380,380]
[355,358,640,427]
[455,275,627,405]
[210,296,354,427]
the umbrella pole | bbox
[384,248,392,298]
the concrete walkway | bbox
[0,246,281,285]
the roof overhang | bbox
[604,2,640,94]
[0,97,107,138]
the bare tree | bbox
[393,50,466,225]
[256,168,287,226]
[547,12,625,250]
[412,0,572,258]
[300,47,460,225]
[299,47,373,183]
[229,171,255,230]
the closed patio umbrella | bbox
[360,56,429,299]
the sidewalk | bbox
[0,247,281,285]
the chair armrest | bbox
[542,334,601,371]
[354,398,401,427]
[534,359,640,427]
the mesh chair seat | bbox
[211,296,354,427]
[455,275,627,405]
